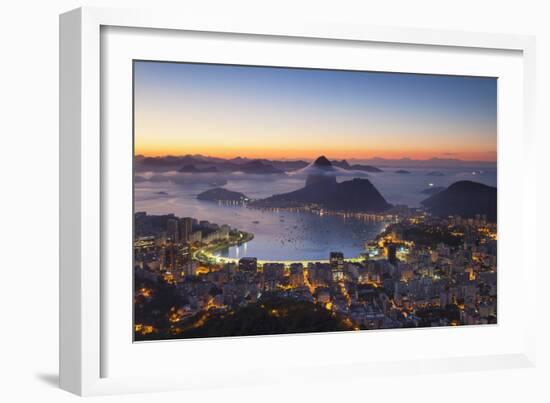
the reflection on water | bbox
[217,212,387,261]
[134,167,496,261]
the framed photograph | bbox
[60,7,537,396]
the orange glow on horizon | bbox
[135,145,496,162]
[133,61,497,165]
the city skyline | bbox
[134,61,497,161]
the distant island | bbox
[197,187,249,202]
[421,180,497,221]
[395,170,411,174]
[250,156,391,212]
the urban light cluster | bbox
[134,208,497,340]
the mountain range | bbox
[135,155,301,173]
[135,154,495,175]
[135,154,386,174]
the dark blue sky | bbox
[134,61,497,160]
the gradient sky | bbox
[134,61,497,161]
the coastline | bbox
[194,231,254,263]
[195,222,392,266]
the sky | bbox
[134,61,497,161]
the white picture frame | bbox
[59,6,537,396]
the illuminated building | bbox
[308,262,332,288]
[188,230,202,244]
[330,251,344,281]
[239,257,258,273]
[289,263,305,287]
[263,263,285,280]
[159,242,189,276]
[202,225,231,244]
[263,263,285,291]
[178,244,190,265]
[183,261,198,277]
[166,218,180,243]
[179,217,193,242]
[387,243,398,265]
[220,224,230,239]
[364,240,380,259]
[161,243,177,271]
[134,236,155,253]
[316,287,331,304]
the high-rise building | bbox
[289,263,304,287]
[179,217,193,242]
[239,257,257,273]
[263,263,285,281]
[166,218,180,243]
[161,243,178,271]
[387,243,398,265]
[178,244,190,265]
[188,230,202,244]
[219,224,230,240]
[330,251,344,282]
[307,262,332,288]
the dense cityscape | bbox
[134,205,497,340]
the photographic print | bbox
[133,61,497,341]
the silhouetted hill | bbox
[420,186,445,196]
[197,187,248,202]
[421,180,497,221]
[313,155,333,169]
[395,169,411,174]
[251,175,391,213]
[329,158,383,172]
[324,178,391,211]
[331,159,351,169]
[170,296,353,339]
[305,173,338,188]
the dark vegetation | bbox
[136,294,353,341]
[421,180,497,222]
[400,225,464,248]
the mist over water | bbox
[367,166,497,207]
[135,166,496,261]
